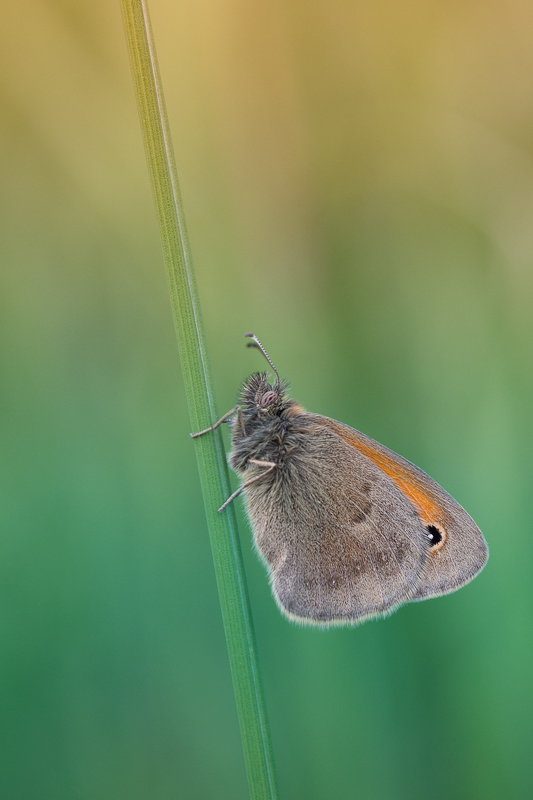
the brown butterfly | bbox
[191,334,488,626]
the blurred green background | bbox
[1,1,532,798]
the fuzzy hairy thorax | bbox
[229,371,305,472]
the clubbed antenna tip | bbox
[245,333,280,385]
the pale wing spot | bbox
[346,494,421,600]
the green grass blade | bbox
[120,2,279,798]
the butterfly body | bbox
[228,369,488,627]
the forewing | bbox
[316,415,489,600]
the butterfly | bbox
[192,334,488,626]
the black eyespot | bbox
[426,525,442,546]
[260,390,278,408]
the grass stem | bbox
[120,3,279,797]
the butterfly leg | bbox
[218,459,276,513]
[190,406,243,438]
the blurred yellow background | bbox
[1,1,531,798]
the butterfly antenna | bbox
[245,333,280,385]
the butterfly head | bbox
[233,335,305,449]
[239,371,288,417]
[239,333,286,416]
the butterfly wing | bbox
[243,414,439,626]
[315,415,489,602]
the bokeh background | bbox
[1,1,532,798]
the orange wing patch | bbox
[327,421,448,549]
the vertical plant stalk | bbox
[120,3,279,798]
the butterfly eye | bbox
[260,391,278,408]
